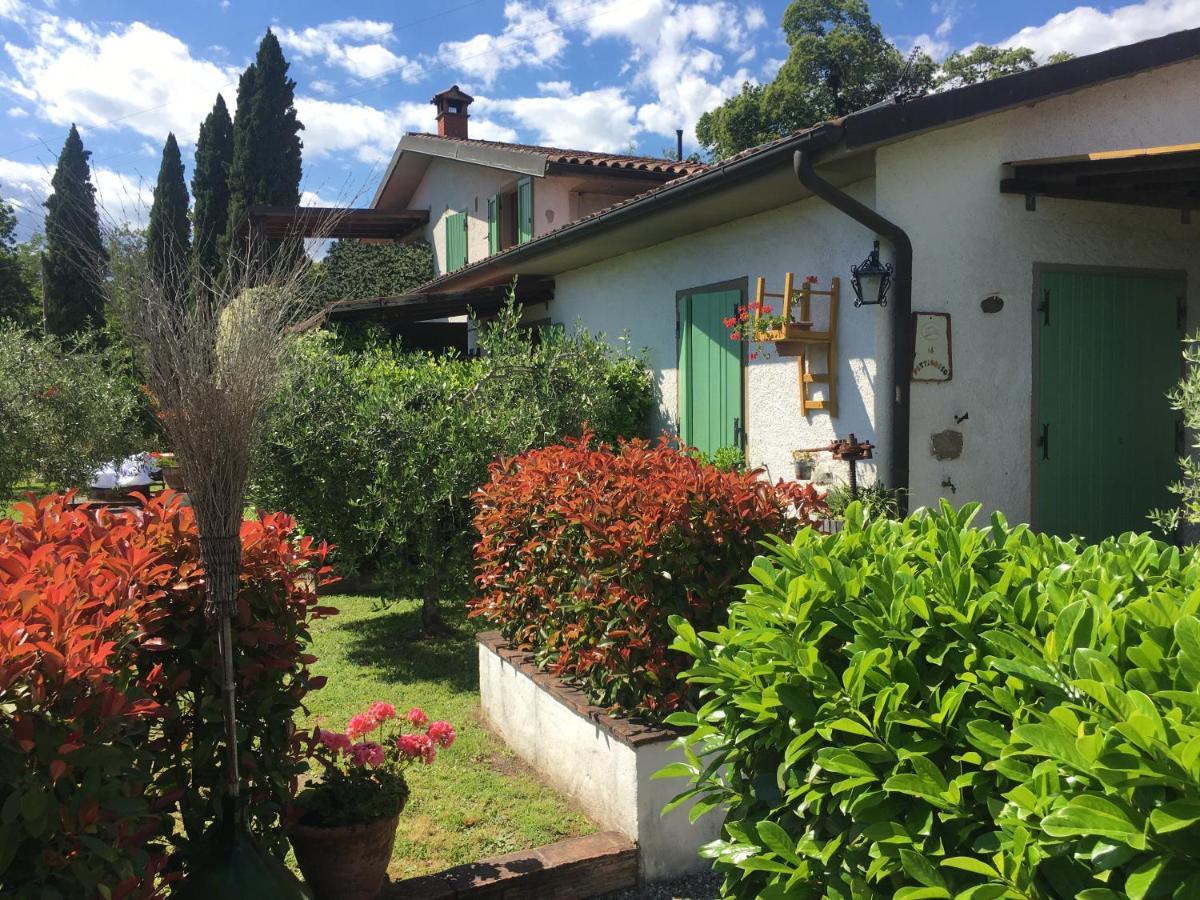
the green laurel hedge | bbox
[664,502,1200,900]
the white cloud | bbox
[6,105,27,117]
[277,18,423,81]
[548,0,767,147]
[1,18,238,144]
[297,96,427,164]
[291,96,523,163]
[437,1,567,87]
[0,0,27,23]
[0,155,154,233]
[477,87,637,152]
[537,79,573,97]
[1002,0,1200,59]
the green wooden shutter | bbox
[445,210,466,271]
[487,194,500,255]
[1037,270,1184,541]
[517,177,533,244]
[677,287,744,456]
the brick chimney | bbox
[431,85,473,139]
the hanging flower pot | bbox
[290,702,456,899]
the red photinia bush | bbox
[0,492,336,896]
[470,434,823,718]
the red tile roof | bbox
[406,133,707,176]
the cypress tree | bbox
[225,30,303,247]
[43,125,107,336]
[146,132,191,291]
[192,94,233,276]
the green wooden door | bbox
[445,210,466,271]
[677,286,744,456]
[1036,269,1184,541]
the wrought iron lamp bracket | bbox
[850,240,894,308]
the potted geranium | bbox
[289,702,456,900]
[151,451,186,491]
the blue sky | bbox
[1,0,1196,238]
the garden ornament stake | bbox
[91,206,344,896]
[796,434,876,500]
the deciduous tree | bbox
[0,191,36,328]
[698,1,934,158]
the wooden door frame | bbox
[676,277,749,454]
[1029,262,1188,531]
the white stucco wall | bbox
[549,59,1200,520]
[398,158,593,276]
[478,642,721,881]
[875,58,1200,522]
[551,182,887,485]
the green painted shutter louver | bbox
[487,194,500,255]
[445,210,466,271]
[517,177,533,244]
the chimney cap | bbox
[431,84,474,105]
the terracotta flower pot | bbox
[289,813,400,900]
[160,466,187,492]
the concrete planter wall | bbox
[477,633,721,882]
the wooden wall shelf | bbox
[753,273,840,417]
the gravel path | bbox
[598,871,722,899]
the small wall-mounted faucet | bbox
[954,411,969,424]
[941,477,957,495]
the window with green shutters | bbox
[517,177,533,244]
[487,194,501,255]
[445,210,466,271]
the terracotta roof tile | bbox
[406,133,707,176]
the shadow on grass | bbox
[331,596,479,693]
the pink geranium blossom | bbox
[348,741,386,767]
[407,707,429,727]
[427,721,456,749]
[397,732,436,764]
[368,701,396,722]
[346,712,378,739]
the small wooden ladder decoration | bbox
[753,273,840,417]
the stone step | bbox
[385,831,638,899]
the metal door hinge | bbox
[1037,290,1051,326]
[1038,423,1050,460]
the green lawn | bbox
[297,594,594,881]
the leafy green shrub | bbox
[690,445,746,472]
[470,434,825,717]
[665,502,1200,899]
[253,302,654,616]
[0,492,335,894]
[313,239,434,307]
[0,324,147,497]
[823,481,902,520]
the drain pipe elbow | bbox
[794,149,912,511]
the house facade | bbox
[325,29,1200,542]
[370,87,701,279]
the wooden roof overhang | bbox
[240,205,429,240]
[1001,144,1200,212]
[295,277,555,332]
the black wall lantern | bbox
[850,240,894,308]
